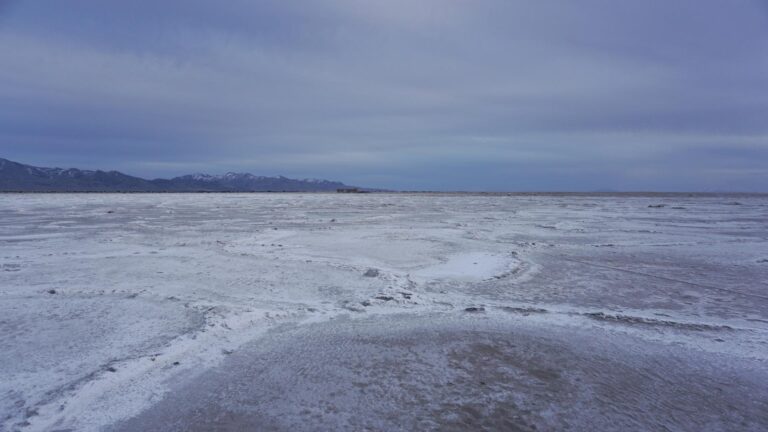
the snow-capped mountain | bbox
[0,158,357,192]
[167,172,348,192]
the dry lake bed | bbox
[1,193,767,431]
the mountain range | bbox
[0,158,358,192]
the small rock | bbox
[106,366,117,373]
[341,301,366,313]
[363,268,379,277]
[172,361,180,366]
[375,296,395,301]
[464,307,485,313]
[106,210,115,214]
[361,300,371,307]
[330,218,336,223]
[648,204,666,208]
[47,289,56,295]
[222,349,234,355]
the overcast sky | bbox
[1,1,767,191]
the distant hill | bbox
[0,158,357,192]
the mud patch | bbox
[583,312,733,331]
[499,306,548,316]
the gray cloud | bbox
[1,0,766,190]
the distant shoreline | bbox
[1,191,765,196]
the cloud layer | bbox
[1,0,767,191]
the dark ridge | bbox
[0,157,361,192]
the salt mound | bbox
[412,252,515,283]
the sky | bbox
[1,1,767,191]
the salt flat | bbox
[1,193,767,431]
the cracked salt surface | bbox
[1,192,767,431]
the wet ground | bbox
[112,313,768,431]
